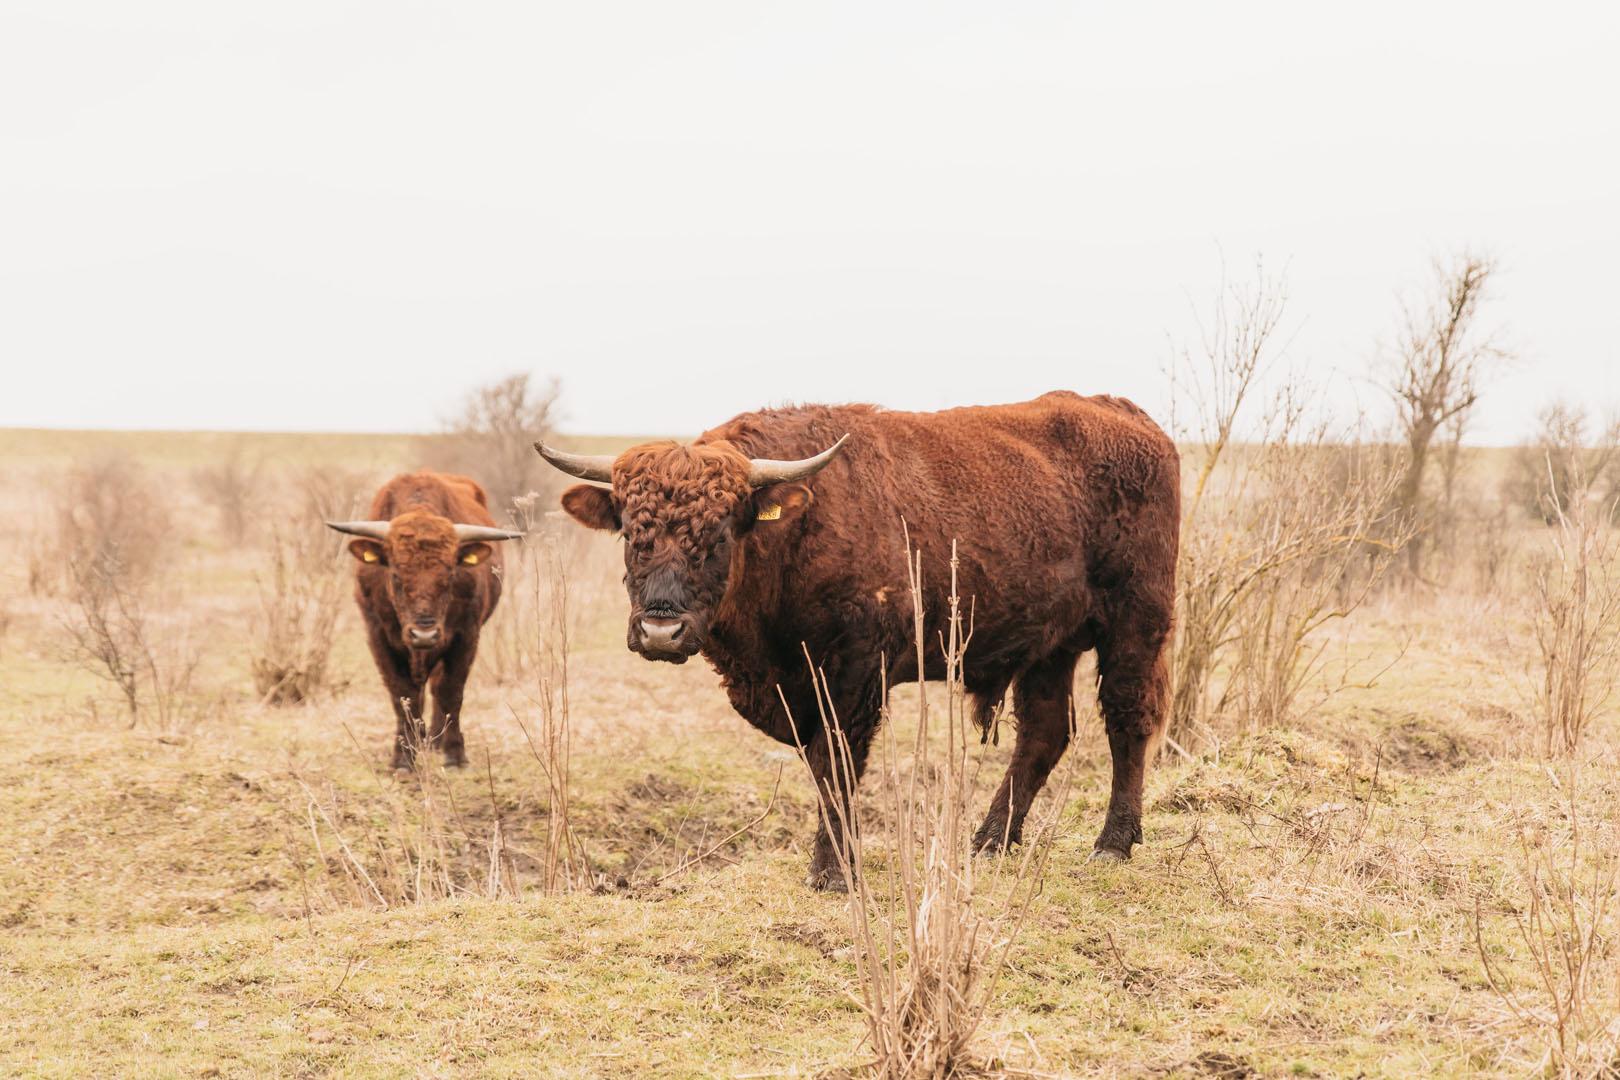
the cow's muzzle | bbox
[406,617,442,650]
[631,614,700,663]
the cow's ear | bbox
[348,539,387,565]
[749,484,813,527]
[456,542,493,567]
[561,484,620,532]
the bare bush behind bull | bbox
[417,373,561,521]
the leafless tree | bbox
[1383,253,1506,575]
[419,373,562,520]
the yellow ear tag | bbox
[361,550,379,563]
[756,504,782,521]
[461,552,480,566]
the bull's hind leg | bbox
[1092,607,1172,861]
[974,650,1079,853]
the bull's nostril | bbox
[413,616,436,628]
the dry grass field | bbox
[1,428,1617,1078]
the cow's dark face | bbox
[558,442,809,663]
[346,510,491,651]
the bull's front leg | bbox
[365,622,427,770]
[796,667,883,893]
[428,634,478,768]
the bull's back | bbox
[370,471,500,528]
[716,392,1178,661]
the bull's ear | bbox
[749,484,813,527]
[457,542,493,567]
[348,539,386,565]
[560,484,620,532]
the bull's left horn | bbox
[452,524,526,543]
[746,434,850,487]
[534,442,615,484]
[325,520,391,540]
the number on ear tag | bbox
[362,550,379,563]
[461,552,480,565]
[756,504,782,522]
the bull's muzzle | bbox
[633,615,698,662]
[406,617,442,650]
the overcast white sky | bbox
[2,2,1615,442]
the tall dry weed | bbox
[804,538,1066,1078]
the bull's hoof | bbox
[443,749,467,768]
[1088,847,1129,865]
[807,866,850,893]
[972,823,1020,856]
[390,754,416,772]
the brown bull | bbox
[538,391,1179,889]
[327,472,523,768]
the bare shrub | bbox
[1222,436,1409,732]
[1382,252,1507,578]
[251,519,347,705]
[1505,402,1620,526]
[55,457,169,590]
[290,463,375,526]
[55,459,200,729]
[803,539,1066,1078]
[1478,766,1620,1077]
[418,373,562,520]
[1529,474,1620,757]
[1168,268,1412,749]
[191,441,262,542]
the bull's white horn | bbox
[746,434,850,487]
[452,524,526,543]
[325,520,391,540]
[534,442,615,484]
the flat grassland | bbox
[0,430,1613,1078]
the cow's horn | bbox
[452,524,526,543]
[747,434,850,487]
[534,442,615,484]
[325,520,391,540]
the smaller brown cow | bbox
[327,472,523,768]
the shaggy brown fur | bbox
[346,472,509,767]
[558,392,1180,889]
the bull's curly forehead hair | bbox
[386,510,457,562]
[612,441,752,552]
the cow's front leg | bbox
[797,669,882,892]
[428,635,478,768]
[364,621,427,769]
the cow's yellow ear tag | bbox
[461,552,480,565]
[362,550,379,563]
[756,504,782,522]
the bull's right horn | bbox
[325,520,391,540]
[746,434,850,487]
[534,442,615,484]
